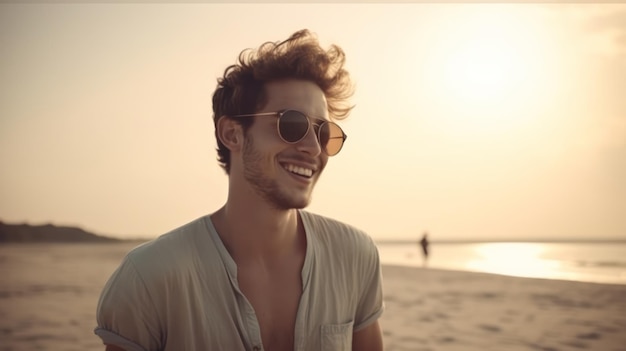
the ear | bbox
[217,116,244,152]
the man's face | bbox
[241,80,330,210]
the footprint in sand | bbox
[576,332,601,340]
[478,324,502,333]
[560,339,588,349]
[436,336,455,343]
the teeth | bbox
[285,164,313,177]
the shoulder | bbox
[300,210,377,256]
[300,211,383,312]
[123,215,212,279]
[301,210,369,237]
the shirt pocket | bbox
[321,321,354,351]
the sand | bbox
[1,243,625,351]
[380,265,626,351]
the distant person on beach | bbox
[420,232,430,266]
[94,29,384,351]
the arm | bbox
[96,255,160,351]
[352,320,383,351]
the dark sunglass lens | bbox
[319,122,345,156]
[278,110,309,143]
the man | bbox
[420,232,429,267]
[95,29,384,351]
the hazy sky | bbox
[1,3,625,241]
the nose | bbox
[295,124,322,157]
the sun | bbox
[420,6,554,135]
[442,38,526,104]
[436,8,542,103]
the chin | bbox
[291,199,311,210]
[271,193,312,210]
[280,199,310,211]
[290,190,314,209]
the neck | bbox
[211,198,303,264]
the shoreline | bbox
[376,241,626,286]
[382,263,626,287]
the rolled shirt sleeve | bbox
[95,255,162,351]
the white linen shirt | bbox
[95,210,384,351]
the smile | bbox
[282,163,314,178]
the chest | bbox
[237,262,303,351]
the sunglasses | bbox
[230,109,347,156]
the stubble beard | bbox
[242,136,312,210]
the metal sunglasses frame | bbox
[230,109,347,156]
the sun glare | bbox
[466,243,562,280]
[442,39,525,103]
[421,7,555,135]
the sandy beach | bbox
[1,243,625,351]
[380,265,626,351]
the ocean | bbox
[376,241,626,285]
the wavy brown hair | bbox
[212,29,354,173]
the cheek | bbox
[317,157,329,174]
[245,141,281,167]
[253,130,287,152]
[243,126,281,153]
